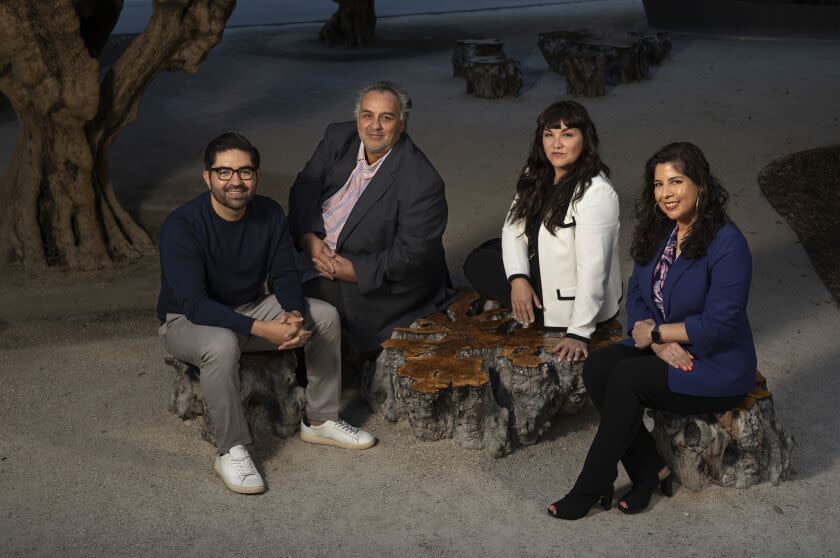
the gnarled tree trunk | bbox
[0,0,236,270]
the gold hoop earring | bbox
[653,200,666,219]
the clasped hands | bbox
[302,232,356,282]
[252,311,311,350]
[510,277,588,363]
[631,318,694,372]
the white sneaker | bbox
[214,445,266,494]
[300,419,376,450]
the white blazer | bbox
[501,172,622,339]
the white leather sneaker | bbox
[214,445,266,494]
[300,419,376,449]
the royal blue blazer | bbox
[621,222,757,397]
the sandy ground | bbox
[2,1,840,555]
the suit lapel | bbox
[662,255,696,318]
[325,138,361,200]
[336,135,405,249]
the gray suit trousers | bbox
[159,296,341,454]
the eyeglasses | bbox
[211,166,256,181]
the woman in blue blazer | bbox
[548,142,757,520]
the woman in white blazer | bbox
[464,100,622,362]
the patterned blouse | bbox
[652,225,679,318]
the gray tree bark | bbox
[452,39,505,77]
[361,293,624,456]
[465,58,523,99]
[0,0,235,270]
[538,30,669,97]
[166,352,305,445]
[650,373,794,490]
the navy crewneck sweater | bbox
[156,193,304,334]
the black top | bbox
[156,193,304,334]
[522,182,553,327]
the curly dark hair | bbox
[630,142,730,264]
[507,100,609,234]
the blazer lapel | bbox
[336,135,405,249]
[641,235,669,312]
[662,255,696,318]
[324,138,361,200]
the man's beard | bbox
[211,183,254,209]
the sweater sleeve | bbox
[159,216,256,335]
[267,207,306,314]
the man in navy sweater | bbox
[157,133,374,495]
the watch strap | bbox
[651,324,662,344]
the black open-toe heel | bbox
[548,485,614,520]
[618,470,673,515]
[547,492,599,520]
[659,474,674,498]
[599,484,615,511]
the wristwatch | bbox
[651,324,662,344]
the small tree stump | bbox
[537,29,601,73]
[562,51,607,97]
[362,292,623,456]
[452,38,505,77]
[628,31,672,65]
[600,39,648,83]
[650,372,794,490]
[465,57,523,99]
[538,29,670,97]
[164,352,305,446]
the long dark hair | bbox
[630,142,730,264]
[507,100,609,234]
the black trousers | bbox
[462,238,513,306]
[463,237,552,327]
[574,344,745,496]
[303,277,381,365]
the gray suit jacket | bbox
[289,121,453,351]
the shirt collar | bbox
[358,141,391,170]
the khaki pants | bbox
[159,296,341,454]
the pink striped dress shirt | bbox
[321,142,390,250]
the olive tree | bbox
[0,0,235,270]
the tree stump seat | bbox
[452,38,506,77]
[538,29,671,97]
[465,57,523,99]
[562,50,608,97]
[164,352,304,447]
[361,291,624,456]
[628,31,672,65]
[650,371,794,490]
